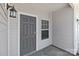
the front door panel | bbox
[20,14,36,56]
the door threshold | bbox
[23,50,36,56]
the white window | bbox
[41,20,49,40]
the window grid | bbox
[41,20,49,40]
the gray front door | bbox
[20,14,36,56]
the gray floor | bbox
[29,45,73,56]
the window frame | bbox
[41,20,49,40]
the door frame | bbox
[18,12,38,56]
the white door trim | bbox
[74,16,78,55]
[18,12,38,56]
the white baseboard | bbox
[52,44,75,55]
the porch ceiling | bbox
[14,3,68,14]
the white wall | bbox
[74,4,79,54]
[36,13,53,50]
[0,4,8,56]
[9,4,53,56]
[8,17,18,56]
[52,6,74,54]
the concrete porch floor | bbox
[29,45,73,56]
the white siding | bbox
[0,3,8,56]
